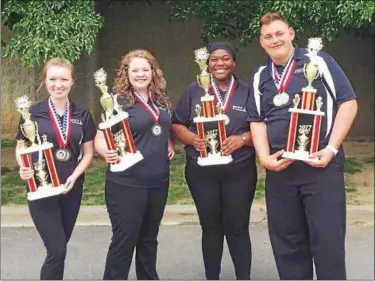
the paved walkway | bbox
[1,203,373,227]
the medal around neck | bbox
[193,47,233,166]
[282,37,325,162]
[55,148,72,162]
[273,92,290,107]
[15,96,66,201]
[152,124,162,136]
[94,68,143,172]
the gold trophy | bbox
[192,47,232,166]
[94,68,143,172]
[15,96,65,200]
[282,38,325,161]
[195,47,211,97]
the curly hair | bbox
[113,49,171,110]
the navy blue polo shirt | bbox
[172,78,255,164]
[101,94,172,188]
[247,47,357,149]
[16,99,97,185]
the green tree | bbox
[168,0,374,46]
[1,0,104,67]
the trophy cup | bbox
[282,38,325,161]
[193,47,232,166]
[94,68,143,172]
[15,96,65,200]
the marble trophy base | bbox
[198,152,233,166]
[193,114,230,125]
[282,151,319,162]
[98,111,129,130]
[17,142,53,154]
[27,185,66,201]
[110,151,144,172]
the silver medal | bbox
[152,124,162,136]
[55,148,72,162]
[273,92,289,106]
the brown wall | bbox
[2,1,374,138]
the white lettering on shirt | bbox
[71,119,83,125]
[232,105,246,112]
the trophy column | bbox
[18,140,38,192]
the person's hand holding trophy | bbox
[15,96,65,201]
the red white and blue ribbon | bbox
[133,89,160,123]
[48,98,71,148]
[269,49,296,93]
[210,75,236,113]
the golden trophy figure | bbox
[94,68,143,172]
[193,47,232,166]
[282,38,325,161]
[15,96,65,201]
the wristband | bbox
[326,145,338,156]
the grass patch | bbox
[1,173,28,205]
[255,177,265,199]
[168,153,190,204]
[344,157,362,174]
[1,139,17,148]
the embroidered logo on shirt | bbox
[294,68,304,73]
[232,105,246,112]
[71,119,83,125]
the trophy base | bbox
[17,142,54,154]
[282,151,319,162]
[193,114,230,125]
[197,154,233,166]
[110,151,144,172]
[27,185,66,201]
[98,111,129,130]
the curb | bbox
[1,204,373,227]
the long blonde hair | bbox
[113,49,171,110]
[37,58,76,92]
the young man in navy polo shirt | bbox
[247,12,358,280]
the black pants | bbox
[185,157,257,280]
[266,151,346,280]
[103,179,169,280]
[28,183,83,280]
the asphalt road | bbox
[1,224,373,280]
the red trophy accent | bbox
[282,37,325,162]
[43,147,60,187]
[95,68,143,172]
[20,153,37,192]
[196,122,207,158]
[286,112,299,153]
[120,119,136,153]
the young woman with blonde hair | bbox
[16,57,96,279]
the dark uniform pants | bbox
[185,157,257,280]
[103,178,168,280]
[266,153,346,280]
[28,183,83,280]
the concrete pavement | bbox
[1,224,373,279]
[1,203,373,227]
